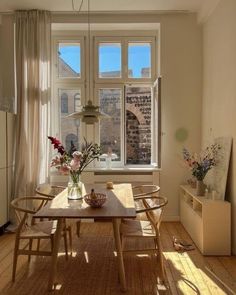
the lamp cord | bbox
[88,0,90,104]
[72,0,84,12]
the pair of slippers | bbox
[173,236,195,251]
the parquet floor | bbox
[0,221,236,295]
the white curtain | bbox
[14,10,51,197]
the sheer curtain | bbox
[14,10,51,197]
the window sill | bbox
[50,167,160,185]
[50,166,160,175]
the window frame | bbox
[94,36,156,84]
[94,83,125,168]
[94,34,158,168]
[53,36,85,83]
[51,30,160,168]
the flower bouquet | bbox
[48,136,100,199]
[182,143,220,195]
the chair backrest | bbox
[143,196,168,231]
[35,183,65,198]
[132,185,167,234]
[132,184,160,198]
[11,196,52,232]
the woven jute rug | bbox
[1,222,168,295]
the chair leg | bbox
[12,236,20,282]
[28,239,33,262]
[50,236,54,251]
[68,226,72,254]
[76,220,81,237]
[155,237,165,283]
[37,238,40,251]
[63,230,68,260]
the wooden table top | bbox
[34,183,136,219]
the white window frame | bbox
[94,36,156,84]
[94,84,125,168]
[52,34,86,140]
[53,36,85,83]
[51,30,160,168]
[94,34,158,168]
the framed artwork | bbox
[205,137,232,200]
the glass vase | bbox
[196,180,206,196]
[67,173,83,200]
[105,157,112,169]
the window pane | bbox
[74,93,81,112]
[99,43,121,78]
[58,43,81,78]
[125,86,152,164]
[99,88,121,161]
[128,43,151,78]
[59,89,81,151]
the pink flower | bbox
[59,164,70,174]
[69,151,82,171]
[50,156,61,167]
[72,151,82,160]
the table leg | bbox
[48,218,63,291]
[112,218,127,292]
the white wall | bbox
[0,16,2,103]
[159,14,202,220]
[202,0,236,254]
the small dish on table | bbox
[84,192,107,208]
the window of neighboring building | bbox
[61,93,68,113]
[74,93,81,112]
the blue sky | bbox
[59,44,150,78]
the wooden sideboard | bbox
[180,184,231,255]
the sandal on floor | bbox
[173,236,195,251]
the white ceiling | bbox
[0,0,214,13]
[0,0,221,23]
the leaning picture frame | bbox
[204,136,232,200]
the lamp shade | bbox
[67,100,110,124]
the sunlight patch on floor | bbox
[54,284,62,290]
[84,251,89,263]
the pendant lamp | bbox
[68,0,109,124]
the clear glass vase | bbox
[196,180,206,196]
[67,173,83,200]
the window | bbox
[99,88,122,161]
[98,43,122,78]
[52,33,158,167]
[95,36,157,167]
[125,86,152,165]
[58,42,81,78]
[52,36,84,150]
[74,93,81,112]
[61,93,68,113]
[128,42,151,78]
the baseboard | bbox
[162,216,180,222]
[0,221,10,236]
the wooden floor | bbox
[0,221,236,295]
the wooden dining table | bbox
[34,183,136,291]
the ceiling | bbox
[0,0,214,13]
[0,0,220,23]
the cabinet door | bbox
[0,111,6,168]
[0,168,7,226]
